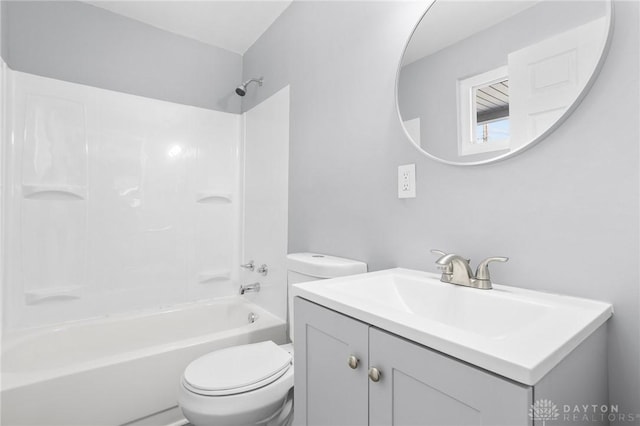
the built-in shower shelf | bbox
[25,286,82,305]
[198,270,231,284]
[22,184,87,200]
[195,191,232,203]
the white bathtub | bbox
[1,298,286,426]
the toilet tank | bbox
[286,253,367,341]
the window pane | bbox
[476,118,510,144]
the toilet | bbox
[178,253,367,426]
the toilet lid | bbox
[183,341,292,396]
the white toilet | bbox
[178,252,367,426]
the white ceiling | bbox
[85,1,293,54]
[402,0,540,66]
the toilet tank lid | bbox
[287,253,367,278]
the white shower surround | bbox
[241,85,290,325]
[3,70,246,330]
[1,59,7,426]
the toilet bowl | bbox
[178,253,367,426]
[178,342,294,426]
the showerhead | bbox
[235,77,263,97]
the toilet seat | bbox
[183,341,293,396]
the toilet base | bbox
[180,391,292,426]
[267,389,293,426]
[178,362,294,426]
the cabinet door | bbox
[294,297,369,426]
[369,328,532,426]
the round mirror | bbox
[397,0,613,165]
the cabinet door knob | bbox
[368,367,381,382]
[347,355,359,369]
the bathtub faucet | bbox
[239,282,261,295]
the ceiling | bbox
[402,0,540,66]
[476,80,509,123]
[85,1,293,54]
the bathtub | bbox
[1,297,286,426]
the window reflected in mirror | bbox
[458,67,510,156]
[475,79,509,145]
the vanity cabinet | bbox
[294,297,532,426]
[369,328,531,426]
[293,296,369,425]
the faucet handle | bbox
[240,260,255,272]
[431,249,470,266]
[475,257,509,281]
[430,250,452,274]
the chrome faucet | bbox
[256,264,268,276]
[431,249,508,290]
[240,260,255,272]
[239,282,260,295]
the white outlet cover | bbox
[398,164,416,199]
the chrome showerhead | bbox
[235,77,263,97]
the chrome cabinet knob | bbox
[368,367,381,382]
[347,355,359,369]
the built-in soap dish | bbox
[25,286,82,305]
[198,270,231,284]
[195,191,232,203]
[22,184,87,200]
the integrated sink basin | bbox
[292,268,613,385]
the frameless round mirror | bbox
[397,0,613,165]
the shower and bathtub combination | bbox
[0,59,292,425]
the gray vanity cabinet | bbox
[294,297,532,426]
[293,296,369,426]
[369,328,531,426]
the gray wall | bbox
[4,1,241,113]
[243,0,640,419]
[398,1,605,162]
[1,1,7,62]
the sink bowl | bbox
[292,268,612,385]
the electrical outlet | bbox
[398,164,416,198]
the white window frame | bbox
[457,66,510,156]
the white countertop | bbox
[293,268,613,385]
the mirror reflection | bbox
[397,0,612,165]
